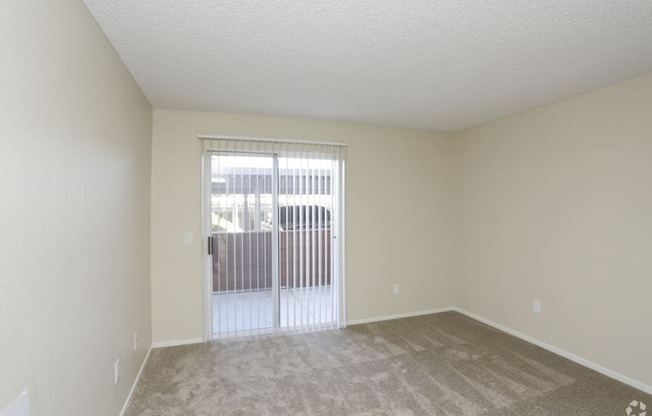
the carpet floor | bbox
[126,312,651,415]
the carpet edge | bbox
[453,307,652,395]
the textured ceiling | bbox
[84,0,652,132]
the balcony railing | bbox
[212,230,332,292]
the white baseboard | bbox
[134,307,650,406]
[119,345,152,416]
[452,307,652,395]
[345,306,651,395]
[152,338,204,348]
[346,307,455,326]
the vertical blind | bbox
[201,136,346,339]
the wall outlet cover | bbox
[532,300,542,314]
[183,232,193,245]
[114,358,121,384]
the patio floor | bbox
[212,285,334,337]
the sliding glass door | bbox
[209,152,278,335]
[202,138,345,339]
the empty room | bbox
[1,1,652,415]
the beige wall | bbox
[151,110,458,343]
[0,1,152,415]
[456,73,652,387]
[1,0,648,409]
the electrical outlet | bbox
[393,284,400,295]
[183,232,193,245]
[114,358,120,384]
[133,331,138,350]
[532,300,542,314]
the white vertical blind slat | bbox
[283,152,290,330]
[298,144,305,330]
[342,146,347,327]
[255,143,266,332]
[305,145,311,328]
[317,164,322,330]
[310,146,316,327]
[331,146,337,328]
[291,142,298,329]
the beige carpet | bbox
[126,312,651,415]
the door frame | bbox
[201,151,213,341]
[200,137,347,341]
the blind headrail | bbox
[198,134,347,147]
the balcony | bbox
[212,285,333,333]
[212,229,331,291]
[211,228,333,335]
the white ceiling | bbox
[84,0,652,132]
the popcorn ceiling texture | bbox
[84,0,652,131]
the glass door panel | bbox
[211,153,277,336]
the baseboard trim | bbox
[145,308,651,396]
[345,306,651,395]
[152,338,204,348]
[346,307,455,326]
[119,345,152,416]
[452,307,652,395]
